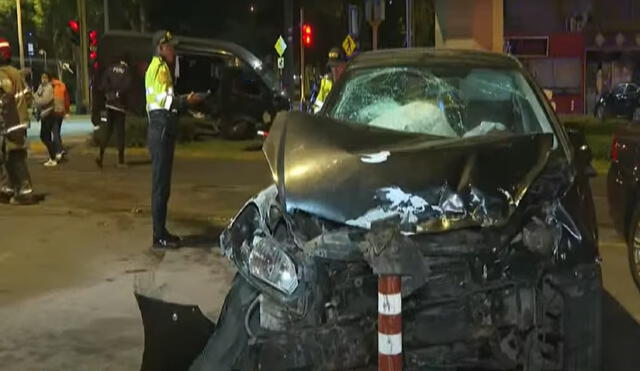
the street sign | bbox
[277,57,285,70]
[27,43,34,57]
[342,34,357,57]
[348,5,359,37]
[274,35,287,56]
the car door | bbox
[622,83,640,117]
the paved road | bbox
[0,150,638,370]
[592,175,640,369]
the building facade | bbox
[505,0,640,114]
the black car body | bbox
[136,49,602,371]
[595,82,640,121]
[607,125,640,290]
[92,31,290,139]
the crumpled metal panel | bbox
[264,112,553,234]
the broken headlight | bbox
[249,235,299,295]
[222,203,299,296]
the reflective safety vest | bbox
[313,75,333,113]
[145,56,174,112]
[0,65,30,133]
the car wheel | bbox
[561,270,603,371]
[220,117,256,140]
[595,106,606,121]
[627,208,640,292]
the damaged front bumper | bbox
[219,192,601,370]
[249,264,600,371]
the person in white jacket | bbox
[34,72,57,166]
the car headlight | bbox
[222,203,299,296]
[249,235,299,295]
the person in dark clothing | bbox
[0,37,34,205]
[96,55,132,168]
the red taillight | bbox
[611,135,619,162]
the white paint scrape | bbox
[346,187,429,229]
[361,151,391,164]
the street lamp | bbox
[39,49,47,68]
[15,0,26,69]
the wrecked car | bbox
[135,49,602,371]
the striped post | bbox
[378,275,402,371]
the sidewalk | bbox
[27,114,95,140]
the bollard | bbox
[378,275,402,371]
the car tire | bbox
[560,271,603,371]
[627,207,640,292]
[595,106,606,121]
[220,117,256,140]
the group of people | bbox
[1,30,200,250]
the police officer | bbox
[97,54,132,168]
[146,31,201,249]
[0,38,33,205]
[313,47,346,113]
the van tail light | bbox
[611,135,619,162]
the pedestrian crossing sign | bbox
[275,36,287,57]
[342,35,357,57]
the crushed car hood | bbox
[264,112,553,234]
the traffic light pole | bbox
[15,0,25,70]
[299,7,305,108]
[284,0,294,97]
[77,0,90,113]
[104,0,110,32]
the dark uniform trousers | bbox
[0,134,32,195]
[147,110,177,240]
[100,109,126,164]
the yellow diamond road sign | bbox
[275,36,287,57]
[342,35,357,57]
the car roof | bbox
[347,48,522,71]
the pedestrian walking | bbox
[34,72,58,167]
[96,55,132,168]
[0,38,34,205]
[50,75,70,162]
[145,30,202,249]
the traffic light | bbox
[89,30,98,70]
[89,30,97,46]
[302,24,312,48]
[67,20,80,45]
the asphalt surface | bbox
[0,145,638,370]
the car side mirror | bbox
[567,128,597,177]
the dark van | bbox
[92,31,290,139]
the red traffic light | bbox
[89,51,97,60]
[302,24,312,47]
[68,20,79,33]
[89,30,98,46]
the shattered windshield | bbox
[325,67,555,139]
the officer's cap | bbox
[152,30,178,49]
